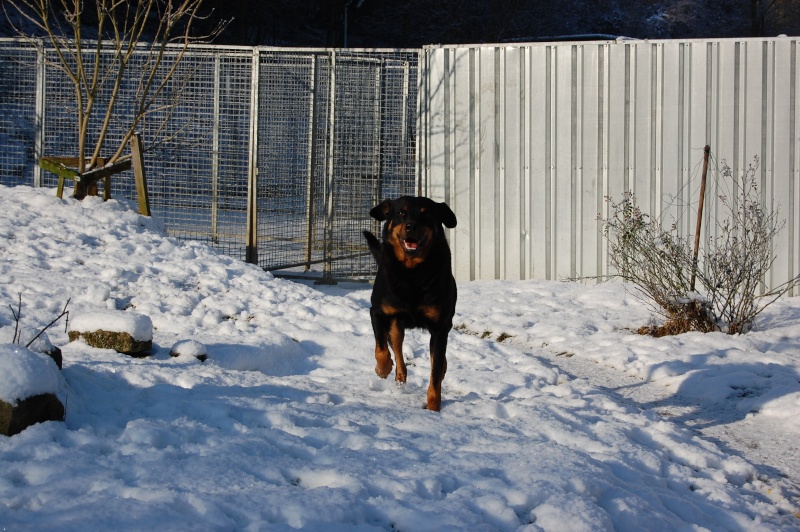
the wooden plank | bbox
[39,157,81,180]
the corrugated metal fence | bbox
[419,37,799,294]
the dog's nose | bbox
[405,222,417,233]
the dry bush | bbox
[603,157,799,335]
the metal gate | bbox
[254,50,419,280]
[0,41,419,281]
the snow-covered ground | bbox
[1,184,799,530]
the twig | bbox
[10,293,22,344]
[25,298,71,348]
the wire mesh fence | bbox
[0,42,38,188]
[0,39,419,281]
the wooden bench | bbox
[39,133,151,216]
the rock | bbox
[43,345,63,370]
[25,332,63,369]
[68,311,153,356]
[169,339,208,362]
[0,344,64,436]
[68,329,152,355]
[0,394,65,437]
[0,328,62,369]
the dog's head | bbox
[369,196,457,266]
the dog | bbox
[363,196,457,411]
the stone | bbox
[0,329,62,369]
[68,329,152,356]
[169,339,208,362]
[0,344,64,436]
[44,345,63,370]
[0,393,65,437]
[67,311,153,356]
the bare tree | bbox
[5,0,225,196]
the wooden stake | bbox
[131,133,151,216]
[690,145,710,292]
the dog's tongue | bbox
[403,239,418,251]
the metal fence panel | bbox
[0,43,38,187]
[421,37,800,294]
[0,40,419,280]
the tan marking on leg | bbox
[418,305,440,323]
[380,303,400,315]
[374,343,392,379]
[426,383,441,412]
[426,332,447,411]
[389,321,406,383]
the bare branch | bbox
[25,299,71,348]
[10,293,22,344]
[6,0,228,180]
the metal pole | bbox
[373,59,384,204]
[304,55,320,270]
[320,51,337,284]
[399,58,410,194]
[34,39,46,188]
[211,54,221,243]
[690,145,711,292]
[245,49,260,265]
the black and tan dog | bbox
[363,196,457,411]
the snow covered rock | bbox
[0,327,62,369]
[68,310,153,355]
[0,344,64,436]
[169,339,208,362]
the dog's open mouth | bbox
[401,237,425,253]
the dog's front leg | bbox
[371,308,393,378]
[426,331,448,411]
[389,320,407,382]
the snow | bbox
[0,184,799,530]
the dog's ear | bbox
[436,202,457,228]
[369,200,392,221]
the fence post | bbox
[211,53,221,243]
[245,48,260,265]
[399,58,410,197]
[373,59,384,198]
[305,54,320,271]
[319,51,338,284]
[33,39,46,188]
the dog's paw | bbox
[374,362,392,379]
[425,397,441,412]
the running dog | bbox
[363,196,457,411]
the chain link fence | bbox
[0,39,419,281]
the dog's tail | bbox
[362,230,381,262]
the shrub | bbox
[602,157,799,335]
